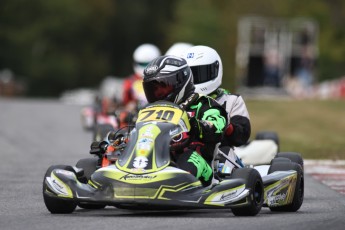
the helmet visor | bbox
[190,61,219,84]
[143,77,176,103]
[136,62,150,68]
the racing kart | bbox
[43,101,303,216]
[80,95,120,141]
[81,79,147,142]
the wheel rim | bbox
[253,180,263,205]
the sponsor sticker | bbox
[133,156,148,169]
[169,128,179,136]
[268,193,287,206]
[220,190,237,201]
[137,138,153,155]
[120,174,157,181]
[56,169,74,177]
[145,65,158,74]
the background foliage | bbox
[1,0,345,96]
[247,99,345,159]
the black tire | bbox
[255,131,279,151]
[43,165,77,214]
[270,157,291,165]
[276,152,304,171]
[230,168,264,216]
[75,158,106,209]
[268,161,304,212]
[93,124,115,141]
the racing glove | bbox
[190,116,225,143]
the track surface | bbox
[1,98,345,230]
[305,160,345,195]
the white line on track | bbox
[305,159,345,195]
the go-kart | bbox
[43,101,303,216]
[80,95,120,141]
[80,105,96,131]
[92,113,119,141]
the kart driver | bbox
[142,55,227,186]
[181,45,251,172]
[122,43,161,112]
[119,43,161,128]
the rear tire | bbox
[255,131,279,151]
[43,165,77,214]
[275,152,304,171]
[268,161,304,212]
[230,168,264,216]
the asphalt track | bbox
[0,98,345,230]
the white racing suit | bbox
[209,88,251,173]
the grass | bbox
[245,99,345,160]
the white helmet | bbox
[165,42,193,56]
[133,43,161,77]
[182,45,223,95]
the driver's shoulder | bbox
[196,93,217,105]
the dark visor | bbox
[143,70,188,103]
[143,78,175,103]
[190,61,219,84]
[136,62,150,67]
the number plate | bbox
[137,106,182,124]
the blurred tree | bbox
[0,0,345,97]
[108,0,176,77]
[0,0,176,96]
[0,0,117,96]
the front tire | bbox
[268,161,304,212]
[43,165,77,214]
[230,168,264,216]
[275,152,304,171]
[255,131,279,151]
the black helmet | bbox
[143,55,195,104]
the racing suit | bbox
[120,73,148,127]
[209,88,251,171]
[122,73,147,107]
[173,93,228,186]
